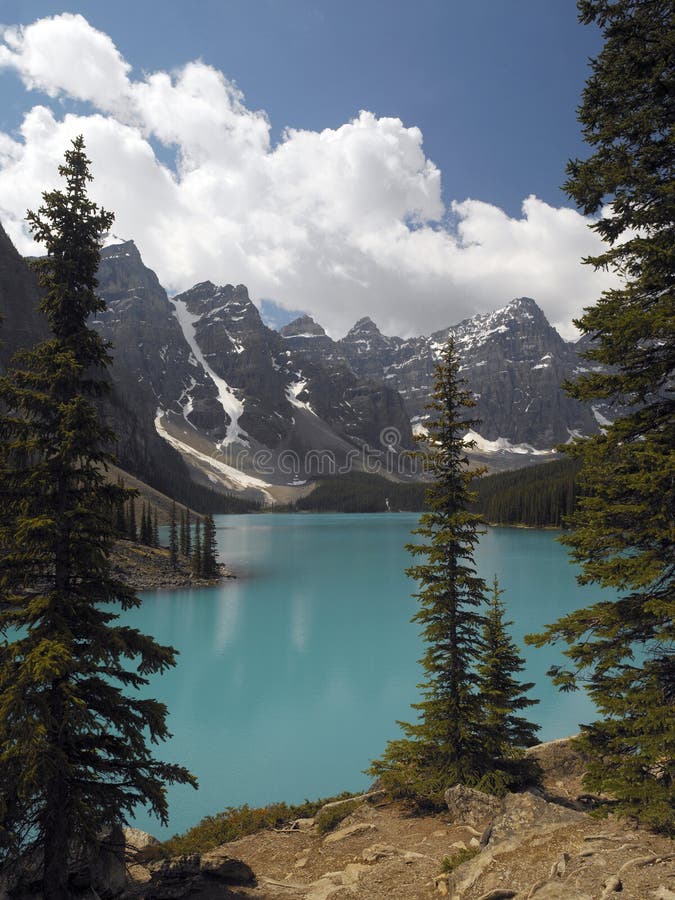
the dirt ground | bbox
[129,792,674,899]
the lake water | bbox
[125,513,606,837]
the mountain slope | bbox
[0,222,48,370]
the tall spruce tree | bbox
[192,518,202,578]
[127,497,137,542]
[169,500,178,570]
[527,0,674,833]
[152,508,160,548]
[179,508,187,557]
[368,340,492,807]
[184,507,192,558]
[113,476,127,535]
[201,514,218,578]
[477,577,540,792]
[0,137,196,896]
[140,502,150,546]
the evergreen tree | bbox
[127,497,137,542]
[527,0,674,834]
[201,514,218,578]
[0,137,196,896]
[152,508,159,548]
[179,508,186,557]
[192,518,202,577]
[169,500,178,570]
[140,502,149,546]
[114,476,127,535]
[476,577,540,791]
[368,340,492,807]
[184,507,192,558]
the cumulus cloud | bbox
[0,13,618,340]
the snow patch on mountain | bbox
[286,377,315,414]
[172,298,248,445]
[463,429,553,456]
[154,410,273,500]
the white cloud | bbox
[0,14,130,109]
[0,13,618,341]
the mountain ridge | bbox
[0,224,605,504]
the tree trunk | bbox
[42,770,70,900]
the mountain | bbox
[92,244,416,501]
[339,296,597,449]
[0,226,606,504]
[0,222,48,370]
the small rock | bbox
[476,890,517,900]
[361,843,399,862]
[469,837,481,848]
[548,852,569,879]
[292,817,315,831]
[435,872,450,895]
[599,874,622,897]
[342,863,369,885]
[295,857,309,869]
[323,822,376,844]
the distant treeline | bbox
[284,457,581,524]
[471,457,581,527]
[174,479,260,514]
[292,472,428,513]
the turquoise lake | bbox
[126,513,605,837]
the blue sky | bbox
[0,2,612,337]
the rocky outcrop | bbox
[444,785,503,830]
[131,852,255,899]
[2,826,127,899]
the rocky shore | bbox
[4,739,672,898]
[111,539,235,592]
[117,738,673,900]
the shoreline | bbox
[112,540,236,592]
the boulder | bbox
[485,790,585,847]
[124,827,160,853]
[444,784,503,829]
[143,850,255,898]
[200,848,255,883]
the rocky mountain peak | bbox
[101,240,141,262]
[346,316,382,337]
[501,295,550,325]
[177,281,262,327]
[279,314,327,338]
